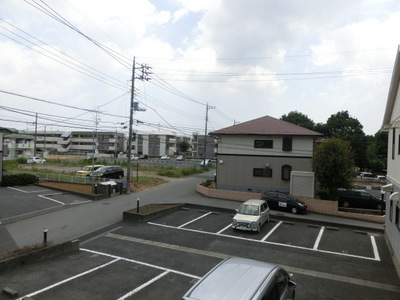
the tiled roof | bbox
[210,115,323,136]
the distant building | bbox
[2,130,35,159]
[25,130,125,157]
[1,127,19,184]
[135,131,179,157]
[191,132,216,159]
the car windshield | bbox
[95,166,108,172]
[81,166,91,171]
[238,204,259,216]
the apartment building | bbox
[25,130,125,157]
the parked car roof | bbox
[182,257,295,300]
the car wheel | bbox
[257,224,261,233]
[291,207,298,214]
[343,201,350,208]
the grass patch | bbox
[156,166,203,178]
[131,176,167,191]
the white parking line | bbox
[16,258,120,300]
[371,235,381,261]
[217,224,232,234]
[81,248,201,279]
[38,194,65,205]
[148,222,380,261]
[313,226,325,250]
[178,212,212,228]
[16,248,200,300]
[261,221,282,241]
[117,270,170,300]
[7,187,47,193]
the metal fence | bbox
[8,170,109,184]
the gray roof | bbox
[210,115,322,137]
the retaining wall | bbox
[0,239,80,273]
[196,184,385,224]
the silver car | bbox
[27,157,46,163]
[182,257,296,300]
[232,199,270,232]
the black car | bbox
[92,166,124,179]
[338,189,385,210]
[260,191,307,214]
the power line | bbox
[24,0,132,69]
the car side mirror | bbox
[288,280,296,290]
[235,209,239,213]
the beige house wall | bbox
[218,135,314,157]
[216,155,313,193]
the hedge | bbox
[1,173,37,187]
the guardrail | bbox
[7,170,109,184]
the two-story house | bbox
[210,115,322,193]
[382,45,400,275]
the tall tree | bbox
[312,138,355,200]
[177,140,191,153]
[366,131,388,172]
[280,111,315,130]
[323,111,367,168]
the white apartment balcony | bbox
[7,143,34,149]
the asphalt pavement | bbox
[0,171,384,256]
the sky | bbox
[1,0,400,137]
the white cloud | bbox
[1,0,400,135]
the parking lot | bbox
[0,185,92,226]
[1,204,399,299]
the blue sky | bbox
[1,0,400,136]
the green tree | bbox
[280,111,315,130]
[323,111,367,168]
[312,138,355,200]
[366,131,388,172]
[177,140,191,153]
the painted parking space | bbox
[2,247,200,300]
[1,209,399,300]
[318,227,379,258]
[0,186,91,224]
[264,221,321,248]
[149,207,382,261]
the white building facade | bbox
[382,46,400,276]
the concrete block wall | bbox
[197,184,385,224]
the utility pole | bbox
[34,113,38,157]
[203,103,215,169]
[126,57,151,193]
[91,109,99,179]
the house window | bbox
[282,137,292,151]
[281,165,291,180]
[254,140,273,148]
[253,168,272,177]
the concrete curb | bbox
[0,239,80,273]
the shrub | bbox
[1,173,37,187]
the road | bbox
[1,171,217,252]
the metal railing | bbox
[7,170,112,184]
